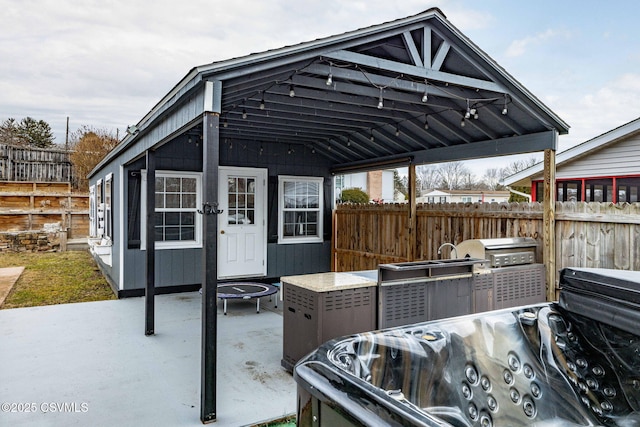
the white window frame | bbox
[96,178,104,237]
[89,185,96,237]
[141,170,202,250]
[104,173,113,240]
[278,175,323,244]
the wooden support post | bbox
[201,80,222,424]
[543,148,556,301]
[145,149,156,336]
[331,209,337,271]
[408,163,417,262]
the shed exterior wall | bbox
[108,137,333,293]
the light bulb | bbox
[242,109,247,119]
[259,99,265,110]
[289,85,295,97]
[464,109,471,119]
[326,73,332,86]
[502,107,508,115]
[422,92,428,103]
[461,118,466,127]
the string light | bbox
[242,109,247,119]
[424,116,429,130]
[289,85,295,97]
[460,117,466,127]
[259,97,265,110]
[395,126,400,136]
[377,87,384,109]
[502,94,508,115]
[422,80,428,102]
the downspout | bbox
[506,186,532,202]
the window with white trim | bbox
[278,176,323,244]
[141,171,202,250]
[104,174,113,239]
[89,185,96,237]
[96,179,104,237]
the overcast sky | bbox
[2,0,639,175]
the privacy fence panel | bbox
[0,144,73,182]
[333,202,640,277]
[555,202,640,271]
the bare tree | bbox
[69,126,119,191]
[483,168,501,190]
[437,161,470,190]
[416,165,439,195]
[500,157,538,179]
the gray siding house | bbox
[87,8,568,297]
[504,117,640,203]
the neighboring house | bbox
[335,170,395,203]
[86,8,567,297]
[418,189,510,203]
[503,117,640,202]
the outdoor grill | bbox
[455,237,538,269]
[294,268,640,426]
[453,237,546,312]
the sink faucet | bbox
[437,243,458,259]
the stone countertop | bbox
[281,271,378,293]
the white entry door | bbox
[217,167,267,279]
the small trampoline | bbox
[216,282,279,315]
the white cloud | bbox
[552,73,640,151]
[505,29,565,57]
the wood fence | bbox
[0,144,73,182]
[0,181,89,238]
[333,202,640,277]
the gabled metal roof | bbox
[502,116,640,186]
[92,7,569,176]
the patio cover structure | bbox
[91,7,568,423]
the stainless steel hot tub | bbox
[294,268,640,426]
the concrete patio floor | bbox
[0,291,295,426]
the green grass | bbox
[256,415,296,427]
[0,250,115,309]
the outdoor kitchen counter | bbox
[280,270,377,293]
